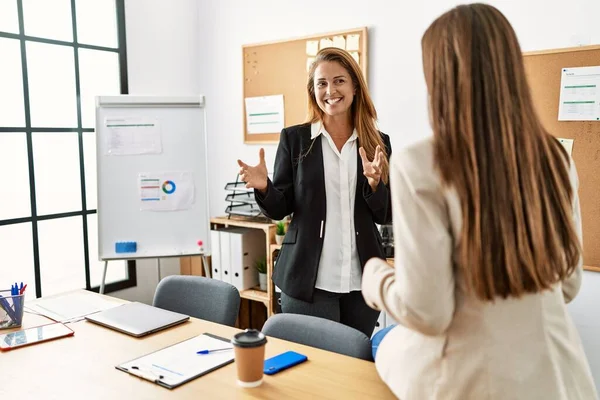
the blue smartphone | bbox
[263,350,308,375]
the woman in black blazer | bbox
[238,47,392,336]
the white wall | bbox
[196,0,600,389]
[109,0,201,304]
[124,0,200,95]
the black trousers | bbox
[280,289,380,337]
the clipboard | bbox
[116,333,234,389]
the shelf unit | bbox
[209,216,395,318]
[210,216,277,316]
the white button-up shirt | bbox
[312,122,362,293]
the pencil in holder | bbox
[0,290,24,329]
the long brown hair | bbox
[306,48,388,184]
[422,3,581,301]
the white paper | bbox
[105,117,162,155]
[319,37,334,50]
[306,40,319,56]
[333,35,346,49]
[245,95,285,134]
[139,171,195,211]
[558,138,574,155]
[118,334,234,387]
[558,66,600,121]
[350,51,360,64]
[27,292,120,322]
[346,34,360,51]
[307,57,315,72]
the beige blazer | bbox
[362,139,597,400]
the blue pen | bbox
[196,347,233,355]
[9,283,23,325]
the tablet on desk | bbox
[0,322,74,351]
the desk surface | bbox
[2,290,394,399]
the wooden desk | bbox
[2,291,394,399]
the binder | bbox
[227,228,264,291]
[210,229,222,281]
[219,230,232,284]
[116,333,234,389]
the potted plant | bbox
[275,221,286,245]
[255,257,267,291]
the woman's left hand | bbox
[359,145,385,192]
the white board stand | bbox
[95,95,211,291]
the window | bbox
[0,0,135,297]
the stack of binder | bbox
[210,227,266,291]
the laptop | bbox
[85,302,189,337]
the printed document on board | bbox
[245,95,285,134]
[105,117,162,155]
[139,171,195,211]
[558,66,600,121]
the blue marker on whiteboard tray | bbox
[115,242,137,253]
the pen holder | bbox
[0,290,24,329]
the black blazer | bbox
[255,123,392,302]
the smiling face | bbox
[313,61,355,120]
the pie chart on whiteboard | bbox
[162,180,176,194]
[139,172,195,211]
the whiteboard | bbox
[95,96,210,260]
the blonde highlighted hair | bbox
[306,48,388,183]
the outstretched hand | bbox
[359,145,386,192]
[237,148,268,193]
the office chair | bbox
[153,275,240,327]
[262,313,373,361]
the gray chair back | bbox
[262,313,373,361]
[153,275,240,327]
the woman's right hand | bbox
[237,148,268,193]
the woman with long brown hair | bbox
[362,3,596,398]
[238,47,392,336]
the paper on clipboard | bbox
[116,333,234,389]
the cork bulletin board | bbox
[523,45,600,271]
[242,27,368,144]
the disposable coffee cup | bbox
[231,329,268,388]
